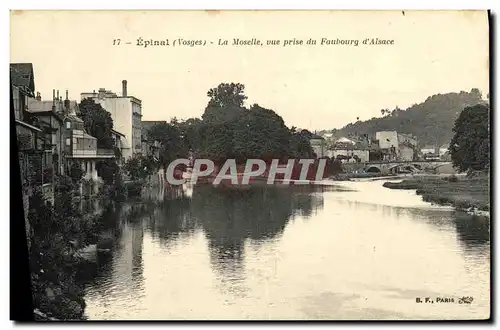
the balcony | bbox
[97,148,116,157]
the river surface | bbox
[77,180,490,320]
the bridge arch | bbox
[366,166,381,173]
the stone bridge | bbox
[343,160,452,175]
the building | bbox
[327,136,370,162]
[111,129,127,164]
[81,80,141,159]
[327,148,370,163]
[25,93,66,176]
[26,89,117,190]
[421,145,438,155]
[375,131,418,161]
[63,111,115,184]
[309,134,326,158]
[11,63,54,204]
[439,142,450,157]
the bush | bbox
[68,162,84,183]
[28,174,97,320]
[125,181,144,197]
[455,199,472,210]
[442,175,458,182]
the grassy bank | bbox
[383,174,490,212]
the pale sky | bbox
[10,10,489,130]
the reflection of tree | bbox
[189,185,324,295]
[453,213,490,251]
[76,201,150,292]
[78,184,326,300]
[146,194,194,247]
[404,208,490,255]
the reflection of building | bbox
[81,80,142,160]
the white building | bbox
[81,80,142,160]
[375,131,399,150]
[421,145,437,155]
[439,142,450,157]
[375,131,418,161]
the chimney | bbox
[52,89,56,111]
[122,80,127,97]
[64,90,70,111]
[57,90,60,100]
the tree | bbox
[123,154,154,181]
[29,174,99,320]
[206,82,248,108]
[96,159,120,186]
[202,105,246,125]
[77,98,115,149]
[177,118,204,151]
[449,103,490,172]
[68,162,84,184]
[230,104,292,162]
[147,122,187,168]
[290,131,315,158]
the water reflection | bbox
[79,181,490,320]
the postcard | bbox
[10,10,490,321]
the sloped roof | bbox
[15,119,42,132]
[27,99,55,113]
[66,114,84,123]
[111,129,126,137]
[336,137,356,144]
[83,132,97,140]
[10,63,35,96]
[440,142,450,149]
[25,109,64,123]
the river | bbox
[76,180,490,320]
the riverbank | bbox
[383,174,490,215]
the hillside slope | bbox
[332,89,485,146]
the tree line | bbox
[127,82,318,180]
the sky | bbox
[10,10,489,131]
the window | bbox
[13,89,20,120]
[66,138,71,146]
[66,121,71,129]
[77,138,85,150]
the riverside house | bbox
[62,103,115,194]
[11,63,55,206]
[26,87,117,196]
